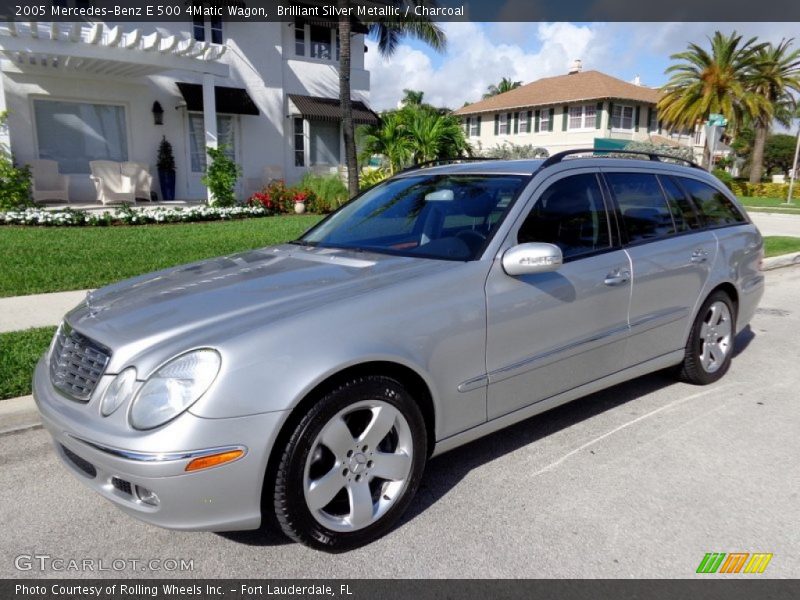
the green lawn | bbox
[738,196,800,214]
[0,215,322,298]
[0,327,56,400]
[763,236,800,258]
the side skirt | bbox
[430,350,684,458]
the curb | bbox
[762,251,800,271]
[0,395,42,437]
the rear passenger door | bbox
[603,171,717,367]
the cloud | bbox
[365,22,608,111]
[364,22,800,112]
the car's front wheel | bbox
[273,375,427,552]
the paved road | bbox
[1,270,798,579]
[750,211,800,237]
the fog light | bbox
[135,485,160,506]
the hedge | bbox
[728,181,790,198]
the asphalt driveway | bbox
[1,269,798,579]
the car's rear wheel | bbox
[678,291,736,385]
[273,375,427,552]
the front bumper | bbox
[33,357,288,531]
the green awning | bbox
[593,138,629,150]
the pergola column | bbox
[202,72,217,204]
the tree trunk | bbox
[338,5,359,198]
[750,121,768,184]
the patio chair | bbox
[122,162,153,202]
[30,159,70,204]
[89,160,136,205]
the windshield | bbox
[298,174,529,261]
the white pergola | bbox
[0,22,231,201]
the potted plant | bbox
[157,136,176,201]
[293,190,308,214]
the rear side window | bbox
[605,173,675,243]
[678,178,747,227]
[519,173,611,259]
[659,176,702,232]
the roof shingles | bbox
[454,70,662,116]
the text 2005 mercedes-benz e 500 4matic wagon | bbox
[34,150,764,551]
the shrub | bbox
[0,205,269,226]
[299,173,349,213]
[0,111,32,211]
[479,141,549,160]
[156,136,176,172]
[712,169,733,187]
[201,145,241,207]
[729,181,790,198]
[359,167,390,190]
[247,179,296,213]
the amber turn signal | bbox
[185,449,244,472]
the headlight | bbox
[101,367,137,416]
[129,349,221,430]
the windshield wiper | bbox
[289,239,316,247]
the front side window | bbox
[678,178,747,228]
[300,174,529,261]
[659,175,701,231]
[34,99,128,173]
[518,174,611,258]
[612,105,634,130]
[605,173,675,242]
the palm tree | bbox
[747,39,800,183]
[658,31,769,167]
[404,107,472,164]
[338,3,446,196]
[401,89,425,106]
[483,77,522,99]
[358,111,412,174]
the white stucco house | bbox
[454,62,707,162]
[0,17,377,203]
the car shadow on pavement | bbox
[218,328,755,547]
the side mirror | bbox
[502,243,563,276]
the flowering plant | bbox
[293,191,308,203]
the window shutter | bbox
[548,107,555,132]
[494,114,499,135]
[513,112,519,134]
[476,115,481,135]
[608,102,615,129]
[534,110,540,133]
[646,107,652,132]
[562,106,568,131]
[595,102,603,129]
[635,106,641,131]
[464,117,470,134]
[527,110,533,133]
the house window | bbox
[294,117,305,167]
[295,20,305,56]
[498,113,509,135]
[210,17,223,44]
[33,99,128,174]
[469,118,480,137]
[518,111,528,133]
[193,17,223,44]
[310,121,340,165]
[568,104,595,130]
[539,110,550,131]
[192,16,205,42]
[188,113,236,173]
[310,25,333,59]
[648,108,658,132]
[612,105,634,130]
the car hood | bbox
[65,244,451,353]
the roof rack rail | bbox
[539,148,703,170]
[398,156,499,175]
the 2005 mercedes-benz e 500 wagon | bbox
[34,150,764,551]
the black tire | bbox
[273,375,427,552]
[678,291,736,385]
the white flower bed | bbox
[0,205,271,227]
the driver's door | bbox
[485,171,631,420]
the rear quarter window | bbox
[678,177,747,228]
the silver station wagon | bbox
[34,150,764,551]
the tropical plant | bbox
[483,77,522,99]
[479,141,549,160]
[337,1,446,197]
[658,31,769,167]
[358,111,413,174]
[201,145,241,207]
[298,172,349,213]
[359,167,391,189]
[401,89,425,106]
[0,111,32,211]
[404,106,472,164]
[747,39,800,182]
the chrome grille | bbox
[49,324,111,402]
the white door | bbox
[186,112,239,199]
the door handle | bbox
[690,249,708,263]
[604,270,630,286]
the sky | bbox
[363,21,800,124]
